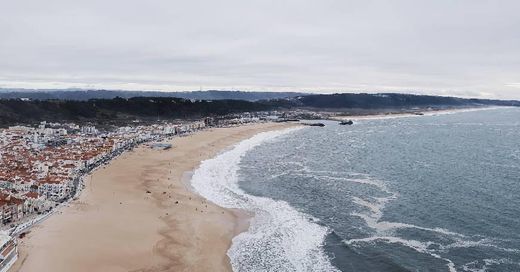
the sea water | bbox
[191,107,520,271]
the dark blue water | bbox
[238,108,520,271]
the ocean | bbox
[191,107,520,272]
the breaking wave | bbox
[343,175,519,272]
[190,127,340,272]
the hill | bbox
[0,93,517,127]
[0,89,306,101]
[0,97,287,126]
[292,93,520,109]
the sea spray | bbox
[190,127,340,272]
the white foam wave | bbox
[462,258,520,272]
[345,175,519,272]
[292,173,393,195]
[343,174,470,238]
[345,176,466,271]
[190,127,340,272]
[346,236,456,272]
[442,238,520,254]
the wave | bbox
[190,127,340,272]
[462,258,520,272]
[343,177,462,271]
[344,235,519,271]
[345,236,457,272]
[442,238,520,254]
[342,175,520,272]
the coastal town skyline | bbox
[2,0,520,99]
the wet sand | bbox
[10,122,296,272]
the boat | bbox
[339,120,354,125]
[0,232,17,272]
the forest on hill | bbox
[0,93,517,127]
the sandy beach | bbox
[9,122,296,272]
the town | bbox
[0,110,292,272]
[0,120,212,232]
[0,112,294,236]
[0,109,321,235]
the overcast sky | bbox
[1,0,520,99]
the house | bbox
[37,177,71,201]
[0,192,26,224]
[22,192,47,213]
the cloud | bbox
[1,0,520,99]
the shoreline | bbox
[9,122,298,272]
[188,126,339,272]
[180,169,253,243]
[330,105,507,121]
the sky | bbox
[1,0,520,99]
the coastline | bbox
[9,122,298,272]
[330,106,506,121]
[188,126,340,272]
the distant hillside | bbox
[0,89,306,101]
[2,89,516,108]
[0,97,287,126]
[0,93,517,127]
[292,93,520,109]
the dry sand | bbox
[10,122,296,272]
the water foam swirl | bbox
[191,127,340,272]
